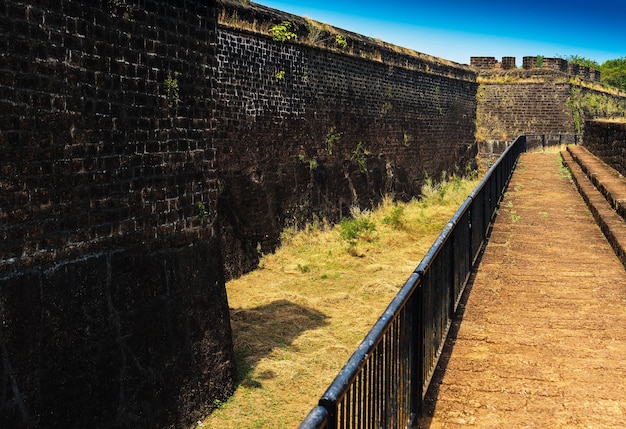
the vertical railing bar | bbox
[383,332,388,424]
[356,362,362,429]
[390,320,396,428]
[343,389,349,429]
[410,279,421,420]
[394,317,403,422]
[369,356,374,429]
[376,341,385,427]
[361,360,367,429]
[365,359,371,429]
[389,320,395,428]
[351,376,357,429]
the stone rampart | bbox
[216,1,479,278]
[471,56,601,82]
[0,1,235,427]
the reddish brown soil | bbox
[418,152,626,428]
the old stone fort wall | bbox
[1,1,231,428]
[1,0,625,427]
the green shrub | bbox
[339,216,376,248]
[383,205,406,230]
[335,34,347,49]
[269,21,296,42]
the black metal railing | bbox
[525,133,579,151]
[299,135,527,429]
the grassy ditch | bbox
[200,175,480,429]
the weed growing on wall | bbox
[567,84,626,131]
[335,34,348,49]
[164,72,181,108]
[269,21,296,42]
[197,201,208,224]
[351,142,367,173]
[325,127,342,154]
[305,20,324,44]
[536,55,544,68]
[379,101,392,117]
[434,86,443,115]
[403,132,413,147]
[275,70,285,80]
[567,96,582,133]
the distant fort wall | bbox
[471,56,601,82]
[472,56,626,162]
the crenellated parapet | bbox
[471,56,601,82]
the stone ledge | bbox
[561,146,626,268]
[567,145,626,219]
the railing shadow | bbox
[415,245,486,428]
[229,299,328,387]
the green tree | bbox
[558,55,626,91]
[561,55,600,70]
[600,58,626,91]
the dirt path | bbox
[418,152,626,428]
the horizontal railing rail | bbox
[300,136,527,429]
[525,133,579,151]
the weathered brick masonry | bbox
[477,72,576,142]
[583,120,626,177]
[0,1,235,428]
[216,1,478,278]
[474,57,626,149]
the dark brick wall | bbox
[477,70,626,147]
[0,1,235,427]
[477,77,575,143]
[1,1,219,268]
[215,20,478,278]
[583,120,626,177]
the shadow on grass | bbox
[229,299,328,388]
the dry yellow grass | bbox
[199,177,479,429]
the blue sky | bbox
[254,0,626,66]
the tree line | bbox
[562,55,626,92]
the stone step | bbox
[561,146,626,268]
[567,144,626,220]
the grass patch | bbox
[200,175,480,429]
[558,153,573,181]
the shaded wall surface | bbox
[583,120,626,176]
[215,2,479,279]
[0,1,235,428]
